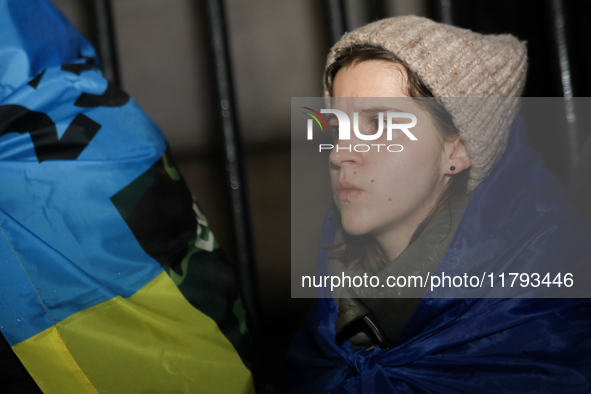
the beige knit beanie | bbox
[324,15,528,190]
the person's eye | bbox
[370,116,386,132]
[329,123,339,142]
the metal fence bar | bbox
[439,0,453,25]
[203,0,259,321]
[550,0,579,174]
[323,0,348,48]
[89,0,121,86]
[367,0,388,23]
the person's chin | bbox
[341,217,372,237]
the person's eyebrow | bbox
[357,106,408,115]
[326,113,339,123]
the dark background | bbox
[52,0,591,387]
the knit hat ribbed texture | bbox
[325,16,528,190]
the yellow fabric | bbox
[13,271,254,394]
[13,326,98,393]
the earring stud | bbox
[450,166,456,171]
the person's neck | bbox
[375,180,448,261]
[373,217,422,261]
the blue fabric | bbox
[0,0,166,345]
[0,0,96,101]
[281,118,591,393]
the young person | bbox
[282,16,591,393]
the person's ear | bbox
[442,137,471,175]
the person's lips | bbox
[336,180,363,202]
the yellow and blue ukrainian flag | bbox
[0,0,256,392]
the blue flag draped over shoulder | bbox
[280,118,591,393]
[0,1,256,392]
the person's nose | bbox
[329,138,364,168]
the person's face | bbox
[329,60,466,258]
